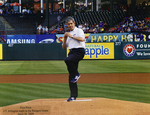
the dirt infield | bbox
[0,73,150,83]
[0,73,150,115]
[0,98,150,115]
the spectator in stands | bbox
[103,22,108,32]
[60,8,63,13]
[145,17,150,22]
[56,26,60,32]
[136,33,141,42]
[109,27,116,33]
[125,20,129,27]
[99,27,104,33]
[59,26,64,32]
[84,22,88,26]
[129,21,134,29]
[42,26,46,34]
[127,27,131,32]
[94,27,98,33]
[82,21,85,26]
[138,21,144,28]
[124,28,128,32]
[116,25,122,32]
[27,8,32,14]
[82,25,86,32]
[140,33,144,41]
[22,7,28,17]
[99,21,104,27]
[85,25,89,33]
[134,24,138,31]
[64,23,68,32]
[0,8,3,16]
[50,26,56,34]
[120,28,124,33]
[148,35,150,41]
[145,20,150,27]
[57,15,61,25]
[129,16,133,22]
[142,26,147,32]
[37,24,42,34]
[78,24,83,29]
[145,27,150,32]
[22,7,28,14]
[89,25,95,33]
[127,33,134,42]
[148,28,150,32]
[93,23,97,27]
[45,26,49,34]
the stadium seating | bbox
[42,13,67,27]
[3,13,67,34]
[74,10,126,26]
[3,13,44,34]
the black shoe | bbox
[71,73,80,83]
[67,97,76,102]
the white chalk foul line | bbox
[65,99,92,102]
[74,99,93,102]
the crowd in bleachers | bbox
[1,1,149,35]
[0,7,34,16]
[45,16,150,34]
[108,16,150,33]
[46,1,150,34]
[37,24,49,34]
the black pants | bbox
[64,48,85,97]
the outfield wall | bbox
[0,42,150,60]
[0,32,150,60]
[2,43,66,60]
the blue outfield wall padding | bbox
[3,43,66,60]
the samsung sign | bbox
[5,34,56,44]
[38,34,55,43]
[7,39,36,44]
[6,35,36,44]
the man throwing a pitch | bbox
[62,16,85,102]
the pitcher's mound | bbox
[0,98,150,115]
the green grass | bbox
[0,83,150,107]
[0,60,150,75]
[0,60,150,107]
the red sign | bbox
[34,0,40,2]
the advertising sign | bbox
[67,43,114,59]
[56,33,90,43]
[123,42,150,59]
[56,33,149,43]
[56,34,64,43]
[84,43,114,59]
[0,44,2,60]
[6,35,36,44]
[38,34,55,43]
[86,33,148,42]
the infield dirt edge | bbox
[1,98,150,115]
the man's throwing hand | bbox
[64,32,72,38]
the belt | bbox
[69,48,84,51]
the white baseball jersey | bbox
[66,27,85,50]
